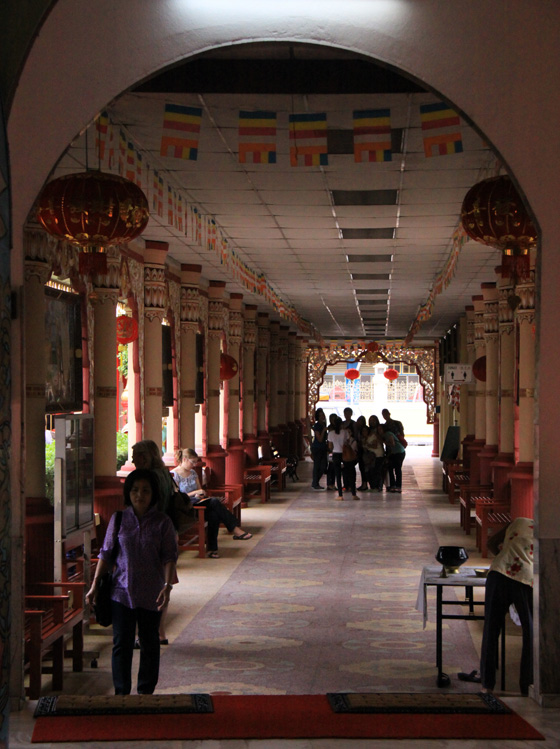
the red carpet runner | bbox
[32,694,544,742]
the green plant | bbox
[45,441,56,504]
[116,430,129,470]
[118,345,128,380]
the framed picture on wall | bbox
[45,287,83,413]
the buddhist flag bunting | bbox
[167,185,174,225]
[177,193,184,232]
[152,170,159,213]
[118,130,127,175]
[289,113,328,167]
[107,123,115,169]
[238,110,277,164]
[126,142,136,182]
[353,108,392,163]
[160,103,202,160]
[136,152,143,187]
[420,102,463,157]
[157,176,164,217]
[95,111,109,162]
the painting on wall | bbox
[45,288,83,413]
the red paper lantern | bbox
[472,355,487,382]
[220,353,239,381]
[345,368,360,381]
[37,171,150,275]
[384,368,399,381]
[367,341,380,353]
[116,315,138,345]
[461,175,537,279]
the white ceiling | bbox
[52,44,502,344]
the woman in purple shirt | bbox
[86,469,178,695]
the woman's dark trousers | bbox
[311,448,328,488]
[111,600,161,695]
[480,571,533,694]
[370,457,385,490]
[387,452,405,490]
[342,459,357,494]
[203,496,239,551]
[332,453,343,495]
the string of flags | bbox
[405,224,469,344]
[92,98,465,338]
[97,100,463,175]
[92,111,320,339]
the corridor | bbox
[11,447,559,747]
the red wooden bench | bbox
[24,582,85,699]
[459,485,493,533]
[260,457,287,491]
[475,500,512,557]
[244,464,272,503]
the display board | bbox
[54,414,95,535]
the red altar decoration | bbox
[220,353,239,381]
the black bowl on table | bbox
[435,545,469,574]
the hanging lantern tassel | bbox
[502,246,530,281]
[78,246,108,275]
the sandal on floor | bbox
[457,670,481,683]
[208,551,220,558]
[233,532,253,540]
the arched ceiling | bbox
[46,43,501,343]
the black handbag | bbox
[95,511,122,627]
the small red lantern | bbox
[37,171,150,275]
[345,368,360,381]
[384,368,399,382]
[116,315,138,345]
[461,175,537,280]
[220,353,239,381]
[366,341,379,353]
[472,356,487,382]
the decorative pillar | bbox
[143,241,168,447]
[465,295,485,482]
[92,250,121,484]
[241,305,258,464]
[491,267,516,501]
[275,326,290,455]
[179,265,202,451]
[287,331,298,455]
[432,342,440,458]
[295,337,308,458]
[510,255,536,518]
[24,255,51,499]
[256,313,270,454]
[268,321,281,451]
[458,315,469,449]
[462,305,476,465]
[225,294,245,485]
[205,281,227,484]
[478,282,499,484]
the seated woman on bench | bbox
[172,447,252,558]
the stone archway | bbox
[307,342,435,424]
[9,0,560,705]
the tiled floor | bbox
[10,446,560,747]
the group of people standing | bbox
[311,406,407,499]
